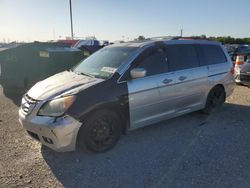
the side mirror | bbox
[130,68,146,79]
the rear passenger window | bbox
[166,45,199,71]
[196,45,227,66]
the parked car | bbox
[73,39,108,55]
[230,45,250,61]
[235,60,250,85]
[19,38,235,153]
[57,39,79,47]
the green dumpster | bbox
[0,42,85,94]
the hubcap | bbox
[90,117,114,146]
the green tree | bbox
[200,34,207,39]
[136,35,146,41]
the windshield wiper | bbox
[75,71,95,78]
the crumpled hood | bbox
[27,71,104,100]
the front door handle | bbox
[162,78,173,84]
[178,76,187,81]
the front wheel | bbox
[203,86,226,114]
[77,109,122,153]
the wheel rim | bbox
[90,116,115,148]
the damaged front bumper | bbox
[19,110,82,152]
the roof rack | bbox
[149,36,211,41]
[149,36,179,41]
[174,37,211,41]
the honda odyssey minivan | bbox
[19,37,235,153]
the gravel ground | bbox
[0,85,250,188]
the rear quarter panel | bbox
[207,50,235,98]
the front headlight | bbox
[38,95,76,117]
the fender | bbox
[66,73,130,129]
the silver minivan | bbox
[19,38,235,153]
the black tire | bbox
[202,86,226,114]
[77,109,122,153]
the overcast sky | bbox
[0,0,249,42]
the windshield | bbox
[73,46,138,79]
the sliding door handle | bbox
[178,76,187,81]
[162,78,173,84]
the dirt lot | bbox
[0,85,250,188]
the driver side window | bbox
[136,47,169,77]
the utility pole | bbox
[69,0,74,39]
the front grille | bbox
[240,73,250,82]
[21,94,38,115]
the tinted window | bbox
[166,45,199,71]
[196,45,227,66]
[136,47,168,76]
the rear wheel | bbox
[203,86,225,114]
[78,109,122,153]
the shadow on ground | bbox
[0,85,26,106]
[41,103,250,188]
